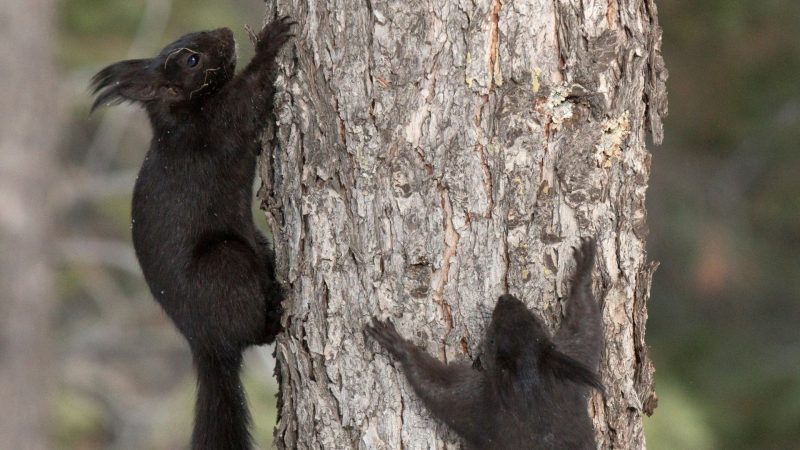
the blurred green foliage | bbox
[644,381,716,450]
[646,0,800,447]
[55,388,112,448]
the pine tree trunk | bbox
[259,0,667,448]
[0,0,58,448]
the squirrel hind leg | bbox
[188,236,279,348]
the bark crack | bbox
[398,395,406,450]
[474,98,495,218]
[431,189,458,358]
[334,97,348,147]
[502,218,510,292]
[488,0,502,90]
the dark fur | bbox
[366,239,603,450]
[90,18,294,450]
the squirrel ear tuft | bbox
[542,345,604,392]
[89,59,158,112]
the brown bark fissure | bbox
[432,188,458,353]
[261,0,666,448]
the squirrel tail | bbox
[191,350,252,450]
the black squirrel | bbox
[90,17,294,450]
[365,239,603,450]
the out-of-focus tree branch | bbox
[0,0,60,448]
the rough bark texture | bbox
[259,0,666,448]
[0,0,58,448]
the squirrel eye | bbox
[186,54,200,68]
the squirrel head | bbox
[483,294,551,380]
[90,28,236,112]
[483,294,602,403]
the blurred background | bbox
[644,1,800,448]
[1,1,277,449]
[0,0,798,448]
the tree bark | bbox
[0,0,59,448]
[259,0,666,448]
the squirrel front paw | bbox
[365,318,412,361]
[251,16,295,51]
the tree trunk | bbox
[260,0,666,448]
[0,0,59,448]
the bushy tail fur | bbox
[191,351,251,450]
